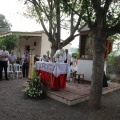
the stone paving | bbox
[47,81,120,105]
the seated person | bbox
[46,57,51,62]
[34,54,39,63]
[41,55,47,62]
[71,55,77,66]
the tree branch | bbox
[107,22,120,37]
[70,13,82,36]
[103,0,112,15]
[91,0,101,13]
[62,0,81,16]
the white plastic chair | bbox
[2,64,13,78]
[7,64,14,78]
[14,64,23,79]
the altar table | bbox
[35,61,69,89]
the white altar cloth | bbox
[35,61,69,77]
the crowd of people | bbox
[0,44,108,87]
[34,43,78,81]
[0,43,78,81]
[0,46,30,80]
[34,43,78,66]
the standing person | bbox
[21,51,29,78]
[9,50,17,78]
[103,71,108,87]
[0,46,9,80]
[38,54,42,61]
[53,43,66,63]
[64,49,71,64]
[64,49,71,81]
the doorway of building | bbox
[25,45,30,53]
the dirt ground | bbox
[0,78,120,120]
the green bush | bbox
[106,74,110,81]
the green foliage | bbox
[24,68,46,99]
[106,74,110,81]
[0,14,11,34]
[0,35,17,52]
[107,34,120,65]
[107,51,117,65]
[72,49,79,58]
[32,67,39,79]
[72,50,79,58]
[21,0,85,57]
[72,52,78,58]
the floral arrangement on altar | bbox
[24,68,46,99]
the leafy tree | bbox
[62,0,120,108]
[21,0,83,56]
[107,34,120,65]
[0,35,18,52]
[0,14,11,34]
[72,48,79,58]
[72,52,78,58]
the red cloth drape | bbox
[104,40,112,59]
[37,70,66,89]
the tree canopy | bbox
[61,0,120,109]
[0,35,18,52]
[0,14,11,34]
[22,0,83,55]
[22,0,120,108]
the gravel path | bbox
[0,78,120,120]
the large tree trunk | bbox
[50,44,58,57]
[88,32,106,109]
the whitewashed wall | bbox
[18,36,41,57]
[77,59,106,81]
[40,33,51,57]
[15,33,71,58]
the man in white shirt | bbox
[64,49,71,64]
[64,49,71,81]
[9,50,17,65]
[0,46,9,80]
[53,43,66,63]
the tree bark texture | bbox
[50,44,58,57]
[88,31,106,109]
